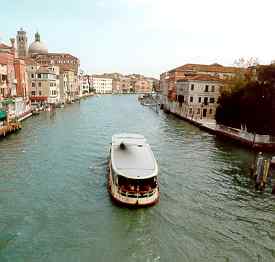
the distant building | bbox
[79,74,90,96]
[14,58,29,98]
[88,72,158,94]
[134,79,152,93]
[28,32,48,56]
[16,28,28,58]
[112,76,132,94]
[61,69,78,102]
[176,75,222,120]
[16,29,80,103]
[92,76,112,94]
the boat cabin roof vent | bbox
[119,142,126,150]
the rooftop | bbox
[177,74,222,82]
[170,63,243,74]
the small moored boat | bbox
[108,134,159,206]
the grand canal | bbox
[0,95,274,262]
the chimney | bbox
[10,38,17,57]
[10,38,15,48]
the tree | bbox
[233,57,259,68]
[216,64,275,135]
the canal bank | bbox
[0,95,275,262]
[163,100,275,151]
[0,94,94,139]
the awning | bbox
[0,98,15,105]
[30,96,48,102]
[0,110,7,120]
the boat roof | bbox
[111,134,157,179]
[112,134,146,145]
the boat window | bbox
[117,176,157,191]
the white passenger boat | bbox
[108,134,160,206]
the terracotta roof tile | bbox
[177,74,222,82]
[0,43,11,49]
[170,63,243,74]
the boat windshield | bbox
[117,176,157,193]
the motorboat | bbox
[108,134,160,206]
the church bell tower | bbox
[16,28,28,58]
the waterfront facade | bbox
[62,69,79,102]
[176,75,222,120]
[28,65,60,104]
[134,78,152,93]
[16,28,80,103]
[160,63,242,112]
[79,74,91,96]
[92,76,112,94]
[112,76,132,94]
[0,39,31,120]
[0,42,17,98]
[90,73,159,94]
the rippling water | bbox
[0,95,274,262]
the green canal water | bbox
[0,95,274,262]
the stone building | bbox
[0,38,31,119]
[112,76,132,94]
[61,69,79,102]
[16,29,80,102]
[134,79,152,93]
[79,74,90,96]
[160,63,243,110]
[16,28,28,58]
[92,76,112,94]
[176,75,222,120]
[0,41,17,98]
[28,65,60,104]
[14,58,29,98]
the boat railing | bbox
[118,186,156,198]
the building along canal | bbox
[0,95,275,262]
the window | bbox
[31,91,35,96]
[198,97,201,103]
[211,85,215,92]
[204,97,208,104]
[38,74,41,78]
[31,74,34,78]
[1,75,7,81]
[39,91,42,95]
[190,96,193,103]
[209,109,213,114]
[32,82,35,87]
[210,97,215,103]
[38,82,41,87]
[191,84,194,91]
[189,108,192,114]
[205,85,209,92]
[197,108,200,114]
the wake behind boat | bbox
[108,134,160,206]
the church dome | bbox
[28,32,48,55]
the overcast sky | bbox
[1,0,275,78]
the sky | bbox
[1,0,275,78]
